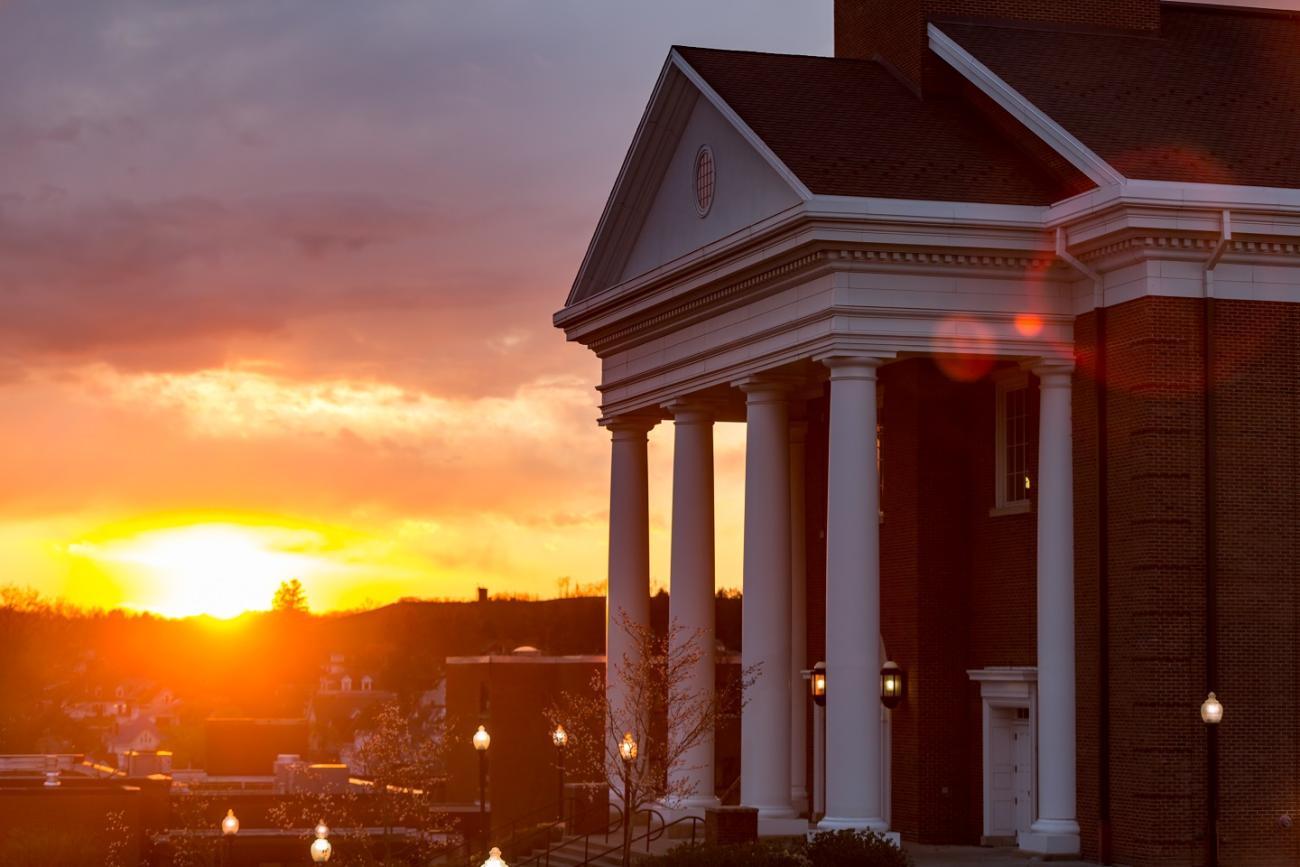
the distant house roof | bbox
[674,46,1088,205]
[939,5,1300,188]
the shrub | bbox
[645,840,810,867]
[802,829,914,867]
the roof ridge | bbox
[1161,1,1300,21]
[930,15,1162,39]
[671,45,858,64]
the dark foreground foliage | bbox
[645,830,913,867]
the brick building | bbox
[556,2,1300,865]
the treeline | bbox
[0,586,742,754]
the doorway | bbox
[986,706,1032,842]
[967,666,1037,847]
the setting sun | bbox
[68,522,338,619]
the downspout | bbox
[1056,228,1111,863]
[1203,210,1231,867]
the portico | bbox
[594,345,1078,850]
[561,40,1084,858]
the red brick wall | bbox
[834,0,1160,90]
[1213,299,1300,866]
[1075,296,1300,867]
[874,360,1038,844]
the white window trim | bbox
[991,372,1031,517]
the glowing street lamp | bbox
[552,725,569,823]
[220,809,239,865]
[480,845,509,867]
[618,733,638,867]
[1201,692,1224,725]
[310,819,332,863]
[810,661,826,707]
[880,661,905,709]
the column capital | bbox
[733,374,804,402]
[815,352,888,380]
[600,413,659,439]
[1025,358,1075,384]
[661,398,722,424]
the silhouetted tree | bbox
[272,578,309,614]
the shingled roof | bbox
[940,4,1300,188]
[674,46,1090,206]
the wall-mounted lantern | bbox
[1201,691,1223,725]
[880,661,905,709]
[811,661,826,707]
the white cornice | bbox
[928,23,1125,189]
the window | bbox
[993,374,1031,515]
[693,145,715,217]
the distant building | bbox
[204,719,309,777]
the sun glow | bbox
[69,521,341,619]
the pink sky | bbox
[1,0,1295,614]
[0,1,831,613]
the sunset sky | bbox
[3,1,1296,617]
[0,1,831,616]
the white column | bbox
[738,379,795,819]
[818,355,887,833]
[605,416,656,747]
[665,400,719,811]
[1022,362,1081,857]
[789,420,809,815]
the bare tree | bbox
[268,701,455,866]
[549,610,754,867]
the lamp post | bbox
[552,725,568,824]
[310,820,332,863]
[1201,692,1222,866]
[809,662,826,817]
[618,732,637,867]
[474,725,492,852]
[220,808,239,866]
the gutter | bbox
[1203,209,1230,867]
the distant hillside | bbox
[0,591,743,752]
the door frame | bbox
[967,667,1038,845]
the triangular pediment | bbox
[567,50,808,307]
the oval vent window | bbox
[693,145,715,217]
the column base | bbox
[815,816,891,833]
[790,786,809,816]
[757,816,810,838]
[1019,819,1080,858]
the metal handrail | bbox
[440,798,575,867]
[582,812,701,865]
[511,802,627,867]
[516,810,701,867]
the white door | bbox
[1011,715,1032,836]
[987,708,1033,840]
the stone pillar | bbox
[737,379,795,820]
[1021,362,1081,857]
[665,400,719,812]
[789,420,809,815]
[818,355,888,833]
[605,416,656,750]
